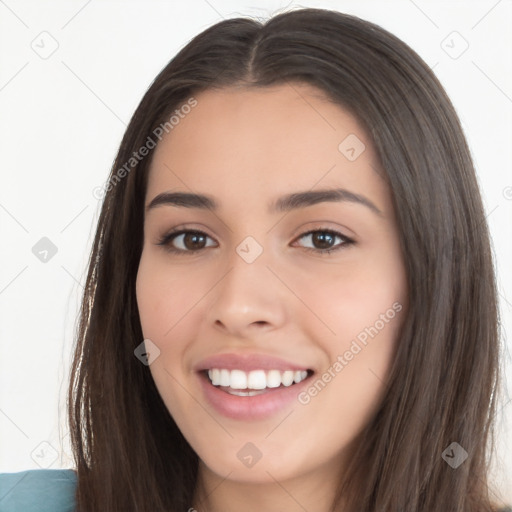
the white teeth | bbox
[211,369,221,385]
[220,369,230,387]
[247,370,266,390]
[281,370,294,387]
[266,370,282,388]
[230,370,247,389]
[206,368,309,389]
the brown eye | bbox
[295,229,354,254]
[157,230,216,253]
[181,232,207,250]
[311,231,335,249]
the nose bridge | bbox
[217,235,272,307]
[207,235,287,334]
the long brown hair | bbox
[68,7,505,511]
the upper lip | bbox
[194,353,313,373]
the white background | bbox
[0,0,511,505]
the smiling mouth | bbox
[205,368,313,396]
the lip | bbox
[194,353,311,372]
[198,371,312,420]
[195,353,314,421]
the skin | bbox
[136,83,408,512]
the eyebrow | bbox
[146,188,383,217]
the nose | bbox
[206,244,288,339]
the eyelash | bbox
[156,228,355,256]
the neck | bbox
[192,459,347,512]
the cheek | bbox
[135,255,202,425]
[297,255,406,346]
[135,252,213,409]
[293,247,406,420]
[136,253,205,342]
[295,249,406,429]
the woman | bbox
[1,7,509,512]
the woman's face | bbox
[136,83,407,488]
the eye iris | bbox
[184,232,206,250]
[313,232,334,249]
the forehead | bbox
[146,83,390,214]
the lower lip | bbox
[198,372,312,420]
